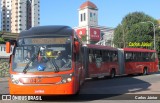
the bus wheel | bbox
[110,69,116,79]
[143,68,148,75]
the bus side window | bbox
[139,52,142,62]
[125,52,133,62]
[102,51,109,62]
[151,53,155,61]
[95,50,102,63]
[113,51,118,62]
[89,49,94,63]
[142,52,152,62]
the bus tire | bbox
[110,69,116,79]
[143,68,148,75]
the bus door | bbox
[134,52,143,73]
[146,52,157,72]
[125,52,135,74]
[101,50,110,75]
[88,49,102,78]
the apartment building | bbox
[1,0,11,32]
[1,0,40,33]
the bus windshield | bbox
[12,37,72,73]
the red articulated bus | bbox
[6,25,85,95]
[118,48,159,75]
[82,46,159,79]
[82,44,119,79]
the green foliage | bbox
[0,31,9,44]
[81,34,87,42]
[0,37,5,44]
[113,12,159,49]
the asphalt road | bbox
[0,72,160,103]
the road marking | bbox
[153,74,160,76]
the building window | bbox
[84,13,86,21]
[94,13,96,21]
[81,14,83,22]
[90,12,93,21]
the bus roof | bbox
[85,44,118,51]
[123,48,156,52]
[19,25,73,38]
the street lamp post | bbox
[140,21,156,50]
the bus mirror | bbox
[74,41,80,53]
[6,42,11,53]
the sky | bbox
[40,0,160,28]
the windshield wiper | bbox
[23,48,40,74]
[62,59,71,69]
[48,58,59,72]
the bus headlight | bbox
[61,73,73,83]
[10,75,20,84]
[62,79,67,83]
[12,79,19,84]
[67,78,72,82]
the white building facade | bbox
[74,1,114,47]
[1,0,40,33]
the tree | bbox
[113,12,159,49]
[0,37,5,44]
[0,31,8,44]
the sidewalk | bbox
[0,77,9,82]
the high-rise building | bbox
[1,0,12,32]
[1,0,40,33]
